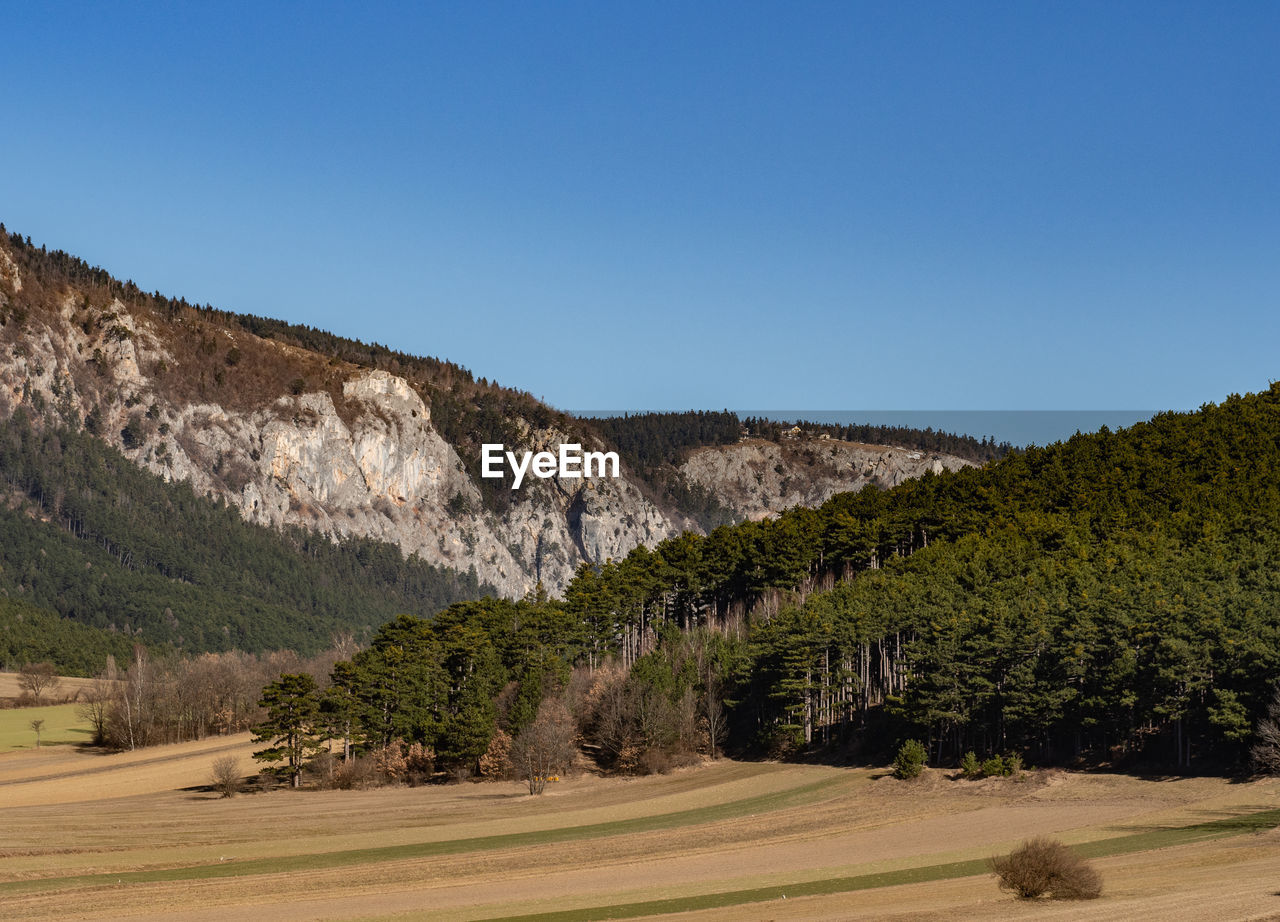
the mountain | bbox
[0,225,973,602]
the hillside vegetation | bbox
[305,385,1280,774]
[0,408,490,668]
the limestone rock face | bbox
[0,289,688,595]
[0,257,971,597]
[679,439,972,521]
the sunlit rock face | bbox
[0,247,967,596]
[679,439,971,521]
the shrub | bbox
[991,837,1102,900]
[960,751,981,779]
[1004,752,1023,776]
[374,742,408,782]
[211,755,241,797]
[121,417,145,450]
[332,754,377,790]
[893,739,927,780]
[478,729,514,780]
[981,755,1005,778]
[405,742,435,784]
[639,747,673,775]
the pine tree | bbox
[252,673,322,788]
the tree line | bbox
[72,643,349,750]
[248,596,733,789]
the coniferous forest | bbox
[0,408,491,666]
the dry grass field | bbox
[0,671,100,701]
[3,735,1280,922]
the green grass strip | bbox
[0,774,851,895]
[478,807,1280,922]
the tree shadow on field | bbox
[182,783,223,801]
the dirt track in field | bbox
[2,739,1279,922]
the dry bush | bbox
[332,754,377,790]
[991,837,1102,900]
[478,729,514,780]
[614,741,643,775]
[405,742,435,785]
[639,748,673,775]
[374,742,408,783]
[211,755,241,797]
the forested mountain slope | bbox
[0,408,490,666]
[517,385,1280,769]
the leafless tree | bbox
[1252,684,1280,774]
[585,663,640,769]
[18,662,60,704]
[109,646,157,750]
[77,662,117,745]
[704,685,728,760]
[511,698,578,795]
[211,755,241,797]
[29,718,45,748]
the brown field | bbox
[0,671,100,701]
[1,738,1278,922]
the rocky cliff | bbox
[680,438,970,521]
[0,231,971,596]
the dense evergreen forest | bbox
[0,409,490,671]
[0,597,136,676]
[272,386,1280,776]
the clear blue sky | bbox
[4,2,1277,412]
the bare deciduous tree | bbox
[77,670,115,746]
[110,646,156,750]
[1252,684,1280,774]
[18,662,60,704]
[30,718,45,748]
[511,698,578,795]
